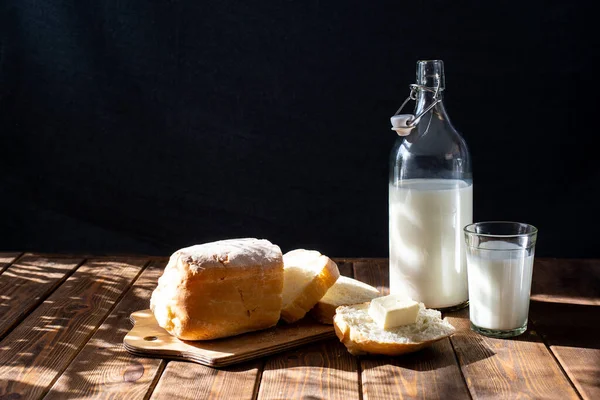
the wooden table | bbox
[0,253,598,399]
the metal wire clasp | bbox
[392,83,442,128]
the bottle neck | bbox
[414,90,444,114]
[413,60,447,117]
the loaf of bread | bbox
[333,302,455,356]
[280,249,340,323]
[309,276,382,324]
[150,238,284,340]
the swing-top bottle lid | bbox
[390,60,446,136]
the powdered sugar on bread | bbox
[175,238,283,273]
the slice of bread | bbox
[333,302,455,356]
[309,276,382,324]
[280,249,340,323]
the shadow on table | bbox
[359,340,470,371]
[532,258,600,304]
[0,380,44,400]
[358,333,478,397]
[357,308,495,373]
[440,298,599,352]
[258,338,359,399]
[528,258,600,349]
[529,300,600,349]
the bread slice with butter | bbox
[280,249,340,323]
[309,276,382,324]
[333,301,455,356]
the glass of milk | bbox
[464,222,538,338]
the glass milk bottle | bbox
[389,60,472,310]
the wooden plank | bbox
[0,257,146,399]
[352,259,389,296]
[530,302,600,400]
[236,261,358,400]
[529,259,600,400]
[150,360,261,400]
[0,252,22,275]
[334,257,388,264]
[334,261,355,279]
[44,259,166,400]
[447,308,580,399]
[0,254,84,340]
[531,258,600,305]
[354,260,470,400]
[258,339,359,400]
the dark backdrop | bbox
[1,1,598,257]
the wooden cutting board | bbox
[123,309,336,367]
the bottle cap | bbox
[390,114,418,136]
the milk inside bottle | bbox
[389,179,472,308]
[389,60,472,310]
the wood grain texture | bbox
[550,345,600,400]
[531,258,600,305]
[529,259,600,400]
[0,254,84,340]
[258,339,359,400]
[44,259,166,400]
[253,261,359,400]
[0,255,596,400]
[150,360,261,400]
[354,259,470,400]
[352,259,390,295]
[0,252,22,275]
[334,258,388,264]
[447,308,579,400]
[360,340,471,400]
[334,261,355,279]
[0,257,146,399]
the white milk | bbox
[389,179,473,308]
[467,241,534,330]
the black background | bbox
[1,1,598,257]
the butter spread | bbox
[368,294,420,329]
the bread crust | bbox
[333,302,453,356]
[150,239,284,340]
[280,255,340,323]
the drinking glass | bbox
[464,221,538,338]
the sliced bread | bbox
[333,302,455,356]
[280,249,340,323]
[309,276,382,324]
